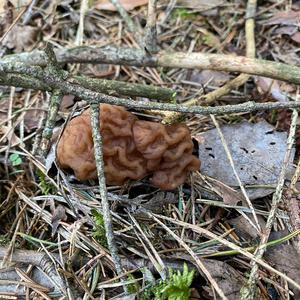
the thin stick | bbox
[109,0,144,47]
[3,47,300,85]
[90,104,127,293]
[22,0,39,25]
[150,213,229,300]
[75,0,89,47]
[241,106,299,299]
[161,0,257,123]
[144,0,158,53]
[153,213,300,291]
[210,115,261,234]
[2,63,300,116]
[285,90,300,251]
[0,6,27,43]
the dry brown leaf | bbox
[255,76,288,102]
[228,215,266,241]
[263,10,300,26]
[2,24,39,52]
[0,125,21,146]
[190,70,230,86]
[201,259,245,300]
[274,26,298,36]
[95,0,148,11]
[265,243,300,298]
[197,121,295,200]
[23,109,41,132]
[204,177,244,206]
[291,31,300,43]
[0,0,28,14]
[51,205,67,236]
[60,95,75,112]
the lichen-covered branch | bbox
[90,104,126,292]
[0,62,300,116]
[3,46,300,85]
[144,0,158,53]
[40,44,65,157]
[109,0,144,47]
[0,72,175,101]
[161,0,258,123]
[40,90,63,157]
[71,76,175,101]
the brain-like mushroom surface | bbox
[56,104,200,190]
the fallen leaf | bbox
[255,76,288,102]
[291,31,300,43]
[190,70,230,86]
[0,125,21,146]
[201,259,245,300]
[274,25,298,36]
[94,0,148,11]
[60,95,75,112]
[228,215,266,241]
[51,205,67,236]
[265,243,300,298]
[2,24,39,52]
[0,1,13,33]
[196,121,295,200]
[263,10,300,26]
[204,177,244,206]
[273,51,300,65]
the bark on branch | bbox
[0,61,300,117]
[3,46,300,85]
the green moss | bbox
[171,8,198,21]
[127,273,141,294]
[36,169,56,195]
[140,263,195,300]
[0,235,9,246]
[91,209,107,247]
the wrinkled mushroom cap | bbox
[56,104,200,190]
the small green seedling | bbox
[9,153,22,166]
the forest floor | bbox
[0,0,300,299]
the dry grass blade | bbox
[153,213,300,291]
[1,1,300,298]
[150,213,229,300]
[128,212,166,279]
[210,115,261,233]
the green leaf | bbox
[9,153,22,166]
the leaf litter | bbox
[196,121,295,200]
[0,1,300,299]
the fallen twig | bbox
[144,0,158,53]
[1,61,300,115]
[90,104,127,293]
[241,100,299,299]
[109,0,144,47]
[3,46,300,85]
[162,0,258,123]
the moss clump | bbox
[140,263,195,300]
[91,209,107,248]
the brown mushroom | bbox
[56,104,200,190]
